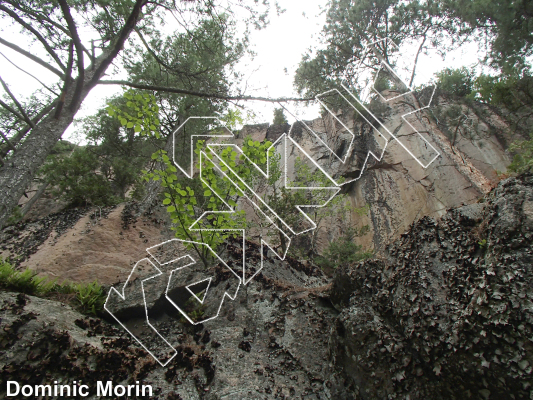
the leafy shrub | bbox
[41,147,119,207]
[0,259,53,294]
[315,227,373,270]
[508,133,533,174]
[435,67,476,98]
[75,281,105,316]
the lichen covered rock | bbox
[330,173,533,399]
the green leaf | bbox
[126,121,134,128]
[204,190,212,196]
[167,205,176,212]
[163,198,171,205]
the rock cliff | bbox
[1,173,532,399]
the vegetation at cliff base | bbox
[0,258,105,316]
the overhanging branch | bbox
[98,80,315,103]
[0,4,67,72]
[0,37,65,79]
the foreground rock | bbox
[1,242,350,399]
[331,173,533,399]
[2,174,532,399]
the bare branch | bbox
[0,130,17,152]
[55,42,74,119]
[0,75,35,128]
[57,0,84,110]
[0,100,58,158]
[88,0,149,88]
[0,4,67,72]
[4,1,71,36]
[409,27,430,88]
[0,37,65,79]
[0,51,60,96]
[98,80,315,103]
[0,99,26,123]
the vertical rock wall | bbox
[238,93,513,253]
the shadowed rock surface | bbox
[1,174,532,399]
[331,173,533,399]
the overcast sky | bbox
[0,1,486,143]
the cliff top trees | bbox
[294,0,533,100]
[0,0,285,229]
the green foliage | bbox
[5,206,23,227]
[272,108,288,125]
[0,259,51,294]
[147,135,273,268]
[314,228,373,270]
[106,91,161,140]
[0,258,105,315]
[49,140,77,156]
[294,0,532,101]
[41,147,118,207]
[508,133,533,174]
[75,281,105,316]
[436,67,476,98]
[180,293,207,324]
[472,74,533,110]
[430,0,533,71]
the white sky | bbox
[0,1,488,143]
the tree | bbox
[433,0,533,72]
[0,0,305,229]
[294,0,532,101]
[293,0,448,100]
[508,133,533,174]
[435,67,476,98]
[107,89,272,267]
[41,147,117,207]
[272,108,288,125]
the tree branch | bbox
[55,41,74,119]
[57,0,84,111]
[88,0,149,88]
[0,51,60,96]
[98,80,315,102]
[0,37,65,79]
[0,75,35,128]
[0,99,25,123]
[0,4,67,72]
[409,27,430,88]
[0,100,58,158]
[4,1,71,36]
[0,130,17,152]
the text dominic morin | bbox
[6,380,153,397]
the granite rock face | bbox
[0,240,350,399]
[330,173,533,399]
[1,175,532,399]
[237,92,514,254]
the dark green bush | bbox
[315,228,373,270]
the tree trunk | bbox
[21,181,49,217]
[135,132,174,216]
[0,0,147,229]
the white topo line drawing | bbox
[105,37,441,366]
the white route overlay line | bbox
[106,36,443,366]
